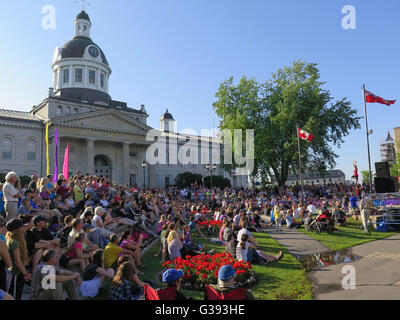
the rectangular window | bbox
[2,152,11,160]
[75,68,83,83]
[100,73,105,88]
[89,69,96,84]
[63,69,69,84]
[27,152,36,161]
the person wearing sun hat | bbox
[160,268,190,300]
[204,264,254,300]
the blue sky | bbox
[0,0,399,179]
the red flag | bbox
[364,89,396,106]
[298,128,314,142]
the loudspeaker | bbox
[374,177,397,193]
[375,162,391,178]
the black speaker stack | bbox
[374,161,398,193]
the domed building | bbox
[0,11,247,188]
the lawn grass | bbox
[297,218,396,251]
[140,231,313,300]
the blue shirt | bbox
[0,234,5,243]
[0,191,4,212]
[350,196,358,208]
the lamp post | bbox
[142,161,147,188]
[206,163,217,189]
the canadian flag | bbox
[298,128,314,142]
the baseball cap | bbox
[33,216,47,225]
[218,264,235,281]
[6,218,23,232]
[162,269,184,283]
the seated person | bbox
[26,216,60,271]
[237,234,282,264]
[333,205,346,225]
[17,197,32,216]
[104,234,142,275]
[225,233,237,258]
[285,210,302,229]
[204,265,254,300]
[79,249,115,298]
[31,249,81,300]
[61,233,92,272]
[188,216,206,238]
[109,261,145,300]
[159,268,190,300]
[52,194,69,216]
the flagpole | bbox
[296,125,305,201]
[363,84,373,193]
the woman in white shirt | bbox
[237,234,283,264]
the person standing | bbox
[349,193,358,220]
[6,218,31,300]
[3,172,22,222]
[359,195,375,234]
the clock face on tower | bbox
[88,46,99,58]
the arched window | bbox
[2,138,12,160]
[65,107,71,115]
[27,140,36,161]
[56,105,63,116]
[74,108,79,114]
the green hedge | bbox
[0,174,31,187]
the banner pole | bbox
[297,125,305,201]
[363,84,373,193]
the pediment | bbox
[51,109,151,135]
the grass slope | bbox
[298,218,396,251]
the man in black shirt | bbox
[26,216,60,271]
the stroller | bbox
[305,210,335,234]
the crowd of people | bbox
[0,170,367,300]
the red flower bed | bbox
[198,220,223,227]
[162,252,256,290]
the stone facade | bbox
[0,10,248,188]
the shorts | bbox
[59,254,71,268]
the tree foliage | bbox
[390,142,400,178]
[361,170,372,183]
[214,60,361,186]
[174,172,203,189]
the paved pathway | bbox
[310,233,400,300]
[264,225,400,299]
[265,228,331,257]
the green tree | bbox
[175,172,203,188]
[214,60,361,186]
[204,175,231,189]
[361,170,372,183]
[390,142,400,178]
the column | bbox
[122,142,130,185]
[87,138,94,175]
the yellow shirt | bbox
[273,205,280,218]
[104,242,123,268]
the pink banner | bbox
[62,143,69,180]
